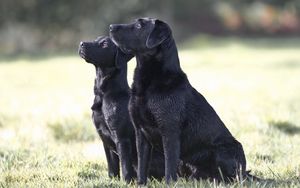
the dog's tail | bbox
[245,170,261,181]
[245,170,275,183]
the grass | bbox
[0,36,300,187]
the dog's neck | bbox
[94,64,129,96]
[137,38,181,71]
[159,37,182,72]
[132,38,187,95]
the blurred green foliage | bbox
[48,118,97,142]
[0,0,299,55]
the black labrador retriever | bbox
[109,18,249,184]
[78,36,164,183]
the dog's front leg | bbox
[103,144,120,178]
[136,128,151,185]
[162,130,180,183]
[116,139,134,183]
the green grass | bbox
[1,37,300,187]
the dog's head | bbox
[78,36,133,68]
[109,18,172,54]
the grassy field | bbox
[0,37,300,187]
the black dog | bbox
[78,36,164,183]
[110,18,249,184]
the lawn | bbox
[0,37,300,187]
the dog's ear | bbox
[146,19,171,49]
[115,48,133,68]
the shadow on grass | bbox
[273,60,300,69]
[47,117,97,143]
[269,121,300,135]
[0,113,21,128]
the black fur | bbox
[78,36,164,183]
[110,18,249,184]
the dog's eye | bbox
[100,41,108,48]
[135,23,142,29]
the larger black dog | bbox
[78,36,164,183]
[110,18,248,184]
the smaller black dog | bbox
[79,36,135,182]
[78,36,164,183]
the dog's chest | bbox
[130,95,161,131]
[102,100,117,123]
[92,111,116,149]
[130,94,180,145]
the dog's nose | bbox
[109,24,118,32]
[80,41,88,49]
[109,25,114,32]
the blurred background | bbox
[1,0,300,187]
[0,0,300,56]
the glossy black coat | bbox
[79,36,164,183]
[110,18,247,184]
